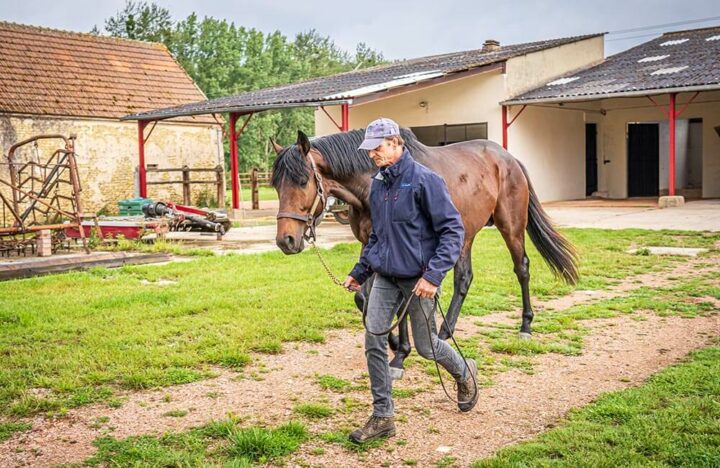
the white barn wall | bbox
[508,106,587,201]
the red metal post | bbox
[138,120,148,198]
[668,93,676,197]
[341,103,349,132]
[501,105,508,149]
[229,112,240,210]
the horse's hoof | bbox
[518,332,532,340]
[389,366,404,380]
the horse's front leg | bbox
[439,246,474,340]
[388,313,411,380]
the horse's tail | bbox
[517,161,579,285]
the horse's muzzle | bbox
[276,234,304,254]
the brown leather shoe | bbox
[457,358,478,412]
[348,415,396,444]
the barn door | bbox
[627,123,659,197]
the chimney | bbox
[481,39,500,52]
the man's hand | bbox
[413,277,438,299]
[343,275,361,292]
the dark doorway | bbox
[627,123,659,197]
[585,124,597,196]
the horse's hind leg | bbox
[388,314,411,379]
[439,242,474,340]
[494,199,534,339]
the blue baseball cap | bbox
[358,117,400,150]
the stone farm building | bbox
[0,22,223,214]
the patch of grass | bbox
[85,419,306,466]
[316,374,353,392]
[1,229,717,416]
[436,455,458,467]
[473,347,720,467]
[392,387,425,398]
[163,409,188,418]
[294,402,334,419]
[101,238,216,257]
[0,421,32,442]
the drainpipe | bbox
[341,103,349,132]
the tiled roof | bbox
[125,33,602,121]
[505,26,720,104]
[0,22,210,121]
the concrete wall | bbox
[587,91,720,198]
[0,114,223,214]
[504,36,604,97]
[316,70,507,143]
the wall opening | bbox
[627,123,659,197]
[410,122,487,146]
[585,123,598,196]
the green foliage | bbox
[473,347,720,467]
[315,374,352,392]
[99,2,385,172]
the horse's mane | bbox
[271,128,423,187]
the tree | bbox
[98,2,385,171]
[104,1,173,43]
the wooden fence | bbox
[146,165,225,207]
[238,168,272,210]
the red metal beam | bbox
[341,103,349,132]
[668,93,676,197]
[138,120,148,198]
[229,113,240,210]
[228,112,255,210]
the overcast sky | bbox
[1,0,718,59]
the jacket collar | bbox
[376,149,413,184]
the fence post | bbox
[215,165,225,208]
[182,165,191,205]
[251,167,259,210]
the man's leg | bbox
[350,275,401,443]
[364,274,402,417]
[399,279,478,411]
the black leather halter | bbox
[276,153,326,242]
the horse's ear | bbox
[296,130,311,155]
[270,137,283,155]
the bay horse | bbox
[272,129,578,376]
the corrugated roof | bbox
[504,25,720,104]
[124,33,603,121]
[0,22,212,122]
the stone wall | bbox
[0,114,224,215]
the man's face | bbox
[368,138,399,167]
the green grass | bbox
[316,374,353,392]
[100,238,216,256]
[473,347,720,467]
[0,421,31,442]
[0,229,717,417]
[85,418,307,466]
[294,402,334,419]
[227,186,278,204]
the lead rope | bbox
[308,238,477,405]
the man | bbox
[343,117,478,444]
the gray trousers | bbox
[364,274,469,417]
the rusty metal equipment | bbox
[0,133,94,255]
[142,201,231,235]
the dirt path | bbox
[1,258,718,467]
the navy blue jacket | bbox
[349,149,464,286]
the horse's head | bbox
[272,130,327,254]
